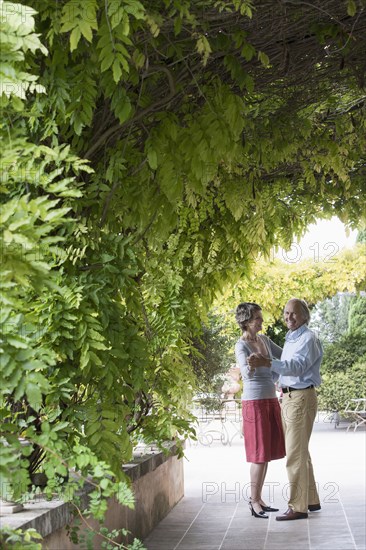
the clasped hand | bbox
[247,353,271,369]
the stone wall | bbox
[1,443,184,549]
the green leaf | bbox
[100,52,114,72]
[174,17,182,36]
[26,383,42,409]
[100,478,109,490]
[258,50,270,68]
[112,59,122,83]
[196,35,212,66]
[347,0,357,16]
[79,20,93,42]
[7,336,28,349]
[147,149,158,170]
[241,42,256,61]
[70,27,81,52]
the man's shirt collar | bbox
[285,324,308,341]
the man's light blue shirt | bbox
[271,324,323,388]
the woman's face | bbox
[247,310,263,333]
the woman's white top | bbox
[235,335,282,400]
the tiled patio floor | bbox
[143,417,366,550]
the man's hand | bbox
[248,353,271,369]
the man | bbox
[248,298,323,521]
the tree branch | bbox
[84,66,176,161]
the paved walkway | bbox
[143,416,366,550]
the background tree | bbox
[309,293,353,344]
[214,245,366,339]
[356,229,366,243]
[317,294,366,413]
[348,293,366,336]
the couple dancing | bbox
[235,299,323,521]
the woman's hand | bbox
[248,353,271,369]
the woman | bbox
[235,302,285,519]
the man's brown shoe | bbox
[276,508,308,521]
[308,504,321,512]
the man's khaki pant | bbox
[281,388,320,513]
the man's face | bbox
[284,300,306,331]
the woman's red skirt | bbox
[242,398,285,463]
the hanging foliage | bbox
[1,0,366,530]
